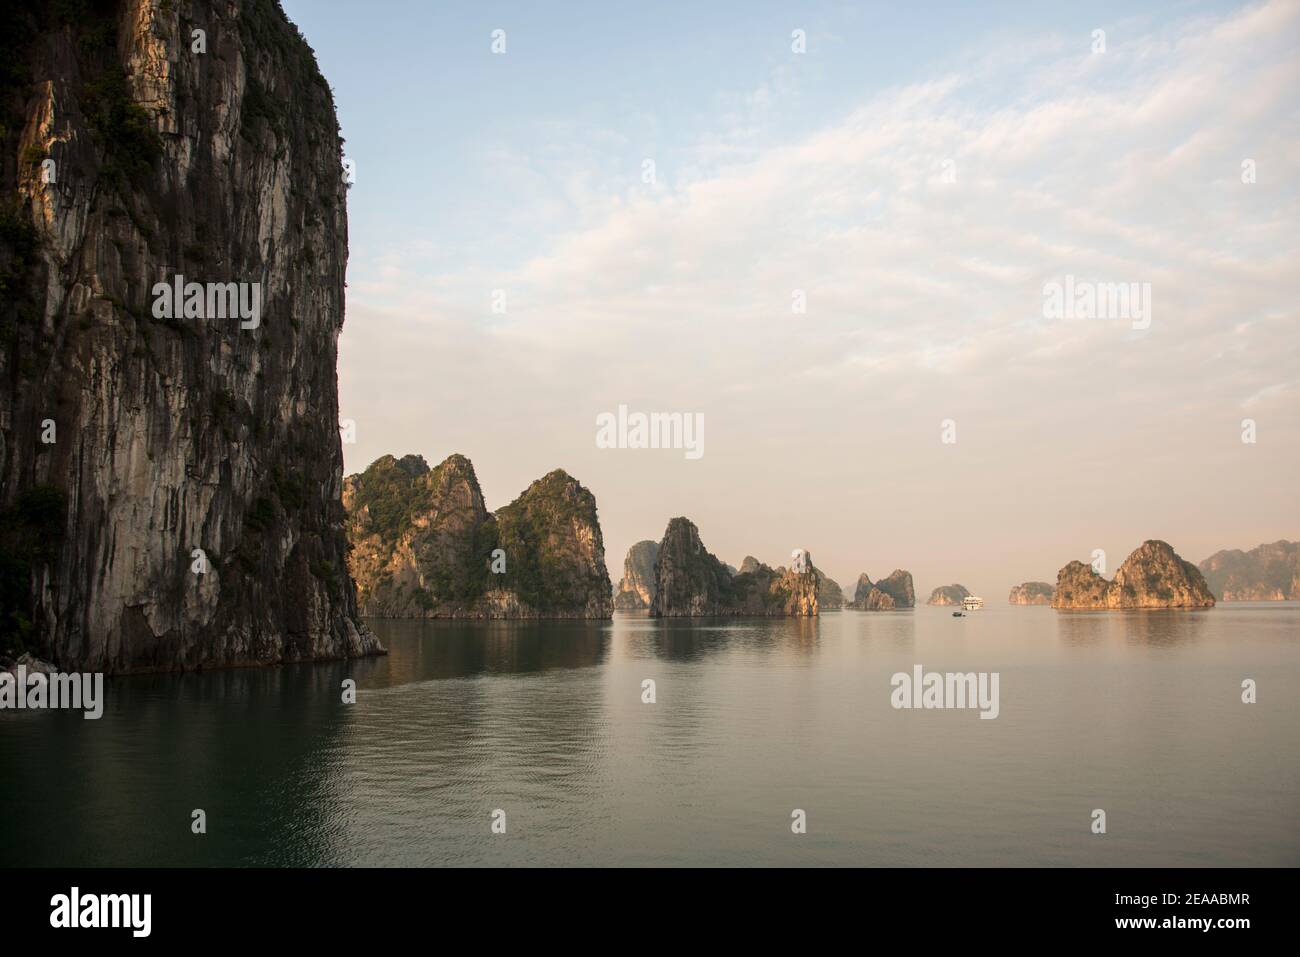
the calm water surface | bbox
[3,604,1297,866]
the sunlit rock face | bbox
[1052,541,1215,609]
[614,540,659,610]
[345,454,613,620]
[0,1,380,671]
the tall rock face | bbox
[613,539,658,610]
[848,569,915,610]
[494,469,613,618]
[0,1,380,671]
[343,454,492,617]
[1052,541,1215,609]
[648,518,818,617]
[1003,582,1055,605]
[1198,540,1299,601]
[1008,581,1054,605]
[344,453,613,619]
[927,584,970,606]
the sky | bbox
[282,0,1299,597]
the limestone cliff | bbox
[1198,540,1299,601]
[648,518,818,617]
[344,453,612,619]
[848,569,915,610]
[1051,541,1215,609]
[613,539,658,610]
[1008,581,1054,605]
[816,571,844,609]
[0,0,380,671]
[926,584,970,606]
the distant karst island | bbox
[1198,540,1299,601]
[342,456,1292,624]
[1051,541,1215,609]
[1008,582,1055,605]
[927,584,971,606]
[613,540,659,610]
[649,519,820,617]
[847,570,916,610]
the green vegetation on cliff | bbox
[345,454,612,619]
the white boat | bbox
[961,595,984,610]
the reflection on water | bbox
[622,614,827,661]
[1,603,1296,866]
[1055,608,1211,647]
[370,619,611,684]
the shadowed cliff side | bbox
[648,518,819,617]
[847,569,916,610]
[0,0,380,671]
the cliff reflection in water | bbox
[366,619,612,684]
[1054,608,1212,646]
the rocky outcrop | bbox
[614,540,659,610]
[848,569,915,610]
[850,574,874,605]
[1052,562,1112,607]
[344,453,612,619]
[1008,581,1054,605]
[927,584,970,606]
[1198,540,1299,601]
[816,572,844,609]
[1051,541,1215,609]
[0,1,381,671]
[649,519,818,617]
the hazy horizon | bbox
[285,0,1300,598]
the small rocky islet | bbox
[1008,582,1055,605]
[847,570,916,610]
[927,584,971,606]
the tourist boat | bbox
[961,595,984,610]
[952,611,965,617]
